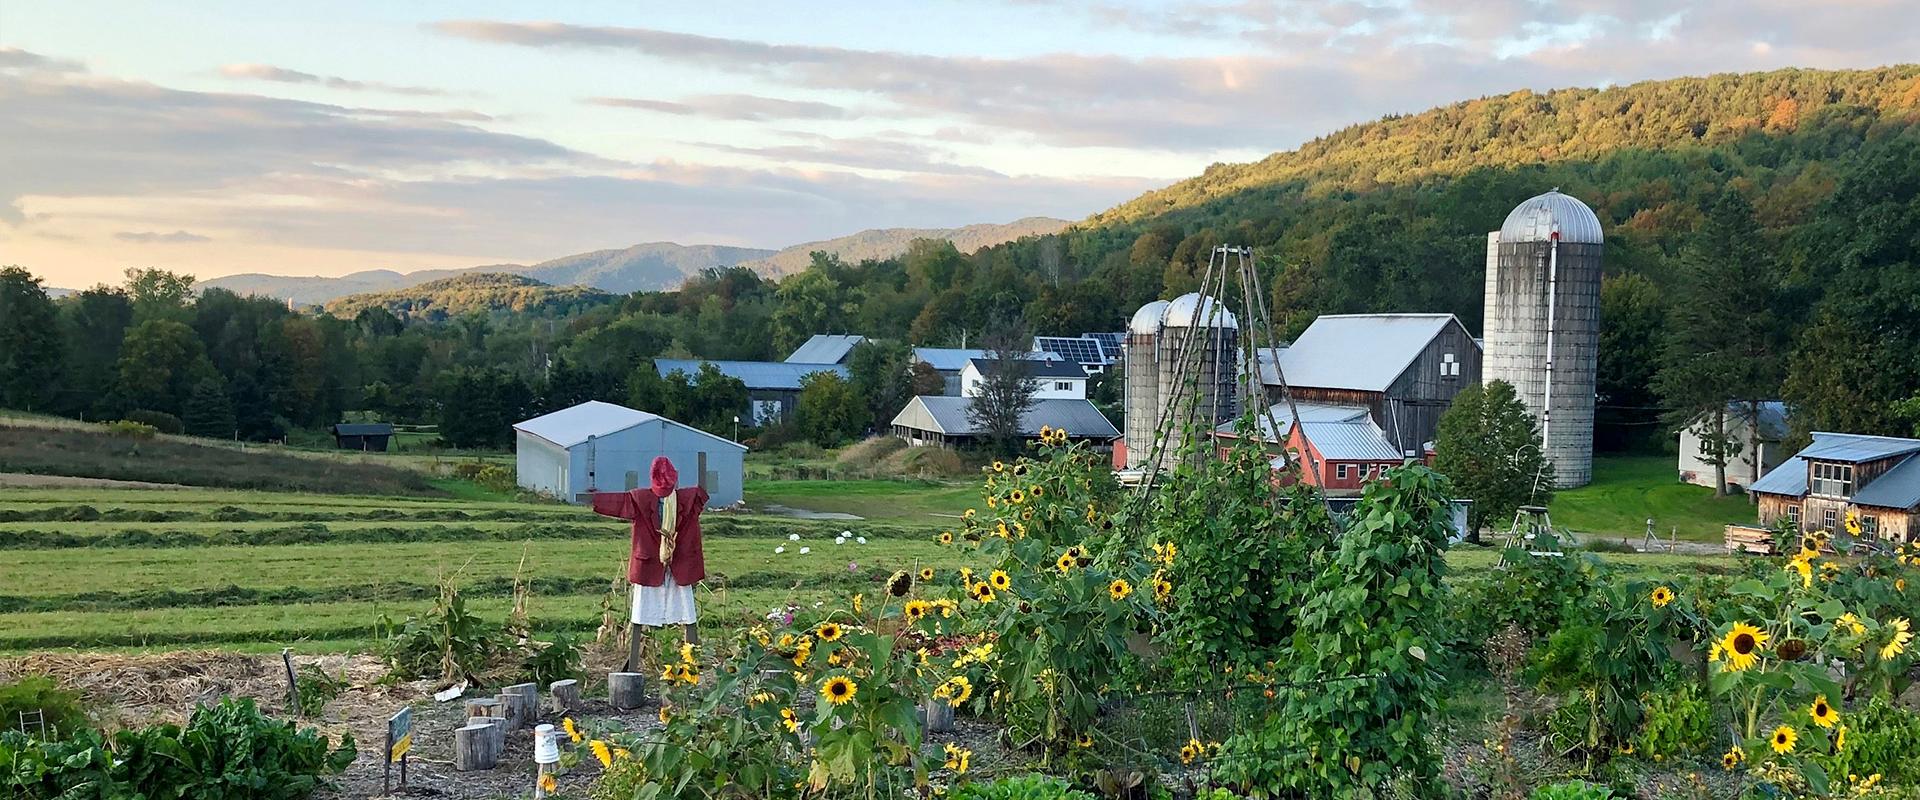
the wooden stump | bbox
[455,722,499,771]
[506,682,539,727]
[464,698,502,720]
[549,679,581,714]
[479,716,509,756]
[495,692,523,730]
[608,672,646,711]
[924,698,955,733]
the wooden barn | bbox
[1747,432,1920,544]
[331,423,394,452]
[1257,314,1481,456]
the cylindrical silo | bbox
[1123,300,1170,469]
[1481,190,1603,488]
[1156,292,1239,469]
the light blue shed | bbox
[512,401,746,506]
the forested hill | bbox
[737,217,1069,276]
[323,273,616,319]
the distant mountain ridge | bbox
[323,272,618,319]
[737,217,1069,275]
[195,218,1067,305]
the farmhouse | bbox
[1677,401,1789,490]
[961,357,1088,400]
[1257,313,1481,456]
[1210,402,1409,495]
[653,358,848,425]
[512,400,745,506]
[330,422,393,452]
[890,396,1119,450]
[1748,431,1920,544]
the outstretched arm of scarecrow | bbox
[590,489,639,520]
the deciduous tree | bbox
[1433,380,1553,542]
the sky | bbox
[3,1,1915,288]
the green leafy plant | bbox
[1635,681,1715,760]
[0,675,90,738]
[380,576,497,684]
[949,774,1097,800]
[293,664,345,718]
[1528,780,1615,800]
[523,633,584,685]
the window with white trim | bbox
[1336,464,1350,480]
[1785,505,1800,528]
[1862,514,1879,536]
[1824,507,1838,530]
[1054,381,1073,391]
[1811,462,1854,497]
[1440,352,1460,378]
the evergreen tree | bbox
[1432,380,1553,542]
[0,266,62,411]
[181,375,236,439]
[1652,189,1785,494]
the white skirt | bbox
[631,574,698,626]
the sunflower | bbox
[539,773,557,793]
[935,598,958,618]
[1009,489,1026,505]
[943,743,972,774]
[1770,725,1797,754]
[1788,554,1813,588]
[679,666,700,685]
[792,638,813,668]
[1108,579,1133,601]
[1650,586,1674,608]
[1055,553,1076,575]
[1013,463,1029,477]
[995,522,1010,538]
[1881,618,1912,661]
[780,707,800,732]
[1030,485,1044,498]
[974,585,997,604]
[562,716,581,743]
[680,641,699,665]
[1154,578,1173,604]
[1810,696,1839,728]
[1845,511,1863,536]
[986,496,997,509]
[816,622,843,642]
[992,460,1005,473]
[919,567,935,582]
[1076,733,1094,749]
[1720,621,1768,671]
[1721,746,1743,770]
[887,570,914,597]
[1153,541,1177,566]
[962,508,976,520]
[904,599,932,622]
[945,675,973,704]
[1179,738,1203,765]
[989,570,1011,591]
[1836,725,1848,751]
[1085,505,1099,523]
[822,675,858,705]
[937,531,955,545]
[590,739,613,768]
[658,706,671,724]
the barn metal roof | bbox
[1269,314,1471,392]
[1500,190,1604,245]
[332,423,394,436]
[653,359,847,391]
[1851,455,1920,509]
[1300,419,1404,461]
[1214,402,1371,441]
[1798,431,1920,463]
[891,396,1119,439]
[912,348,988,372]
[512,401,747,451]
[785,334,865,364]
[1747,456,1807,497]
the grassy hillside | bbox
[0,423,443,496]
[323,272,616,319]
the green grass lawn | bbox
[746,478,978,521]
[1549,455,1758,542]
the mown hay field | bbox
[0,481,1744,655]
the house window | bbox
[1055,381,1073,391]
[1336,464,1351,481]
[1862,515,1879,536]
[1785,505,1800,528]
[1811,462,1854,497]
[1823,508,1838,531]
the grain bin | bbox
[1481,190,1603,488]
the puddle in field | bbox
[760,503,863,520]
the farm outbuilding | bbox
[512,401,746,506]
[1678,401,1789,490]
[331,423,394,451]
[890,396,1119,450]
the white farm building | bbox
[513,401,746,506]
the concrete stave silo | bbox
[1482,190,1603,488]
[1123,300,1170,469]
[1153,293,1240,468]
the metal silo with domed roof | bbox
[1482,190,1603,488]
[1123,300,1170,469]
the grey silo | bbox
[1153,293,1240,469]
[1481,190,1603,488]
[1123,300,1169,470]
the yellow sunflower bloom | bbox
[919,567,935,581]
[904,599,931,622]
[1720,622,1768,671]
[1770,725,1797,754]
[975,585,997,604]
[780,707,799,732]
[937,531,954,545]
[1810,696,1839,728]
[992,460,1005,473]
[1836,725,1847,751]
[1030,485,1043,498]
[816,622,843,642]
[1009,489,1025,505]
[1179,737,1203,764]
[1108,579,1133,601]
[1055,553,1075,575]
[1721,747,1743,770]
[1076,733,1094,748]
[590,739,613,768]
[1650,586,1674,608]
[1788,554,1813,587]
[989,570,1011,591]
[539,773,557,793]
[680,641,698,665]
[852,593,864,614]
[1154,578,1173,604]
[562,716,580,743]
[821,675,858,705]
[1881,618,1912,661]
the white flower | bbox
[835,537,846,545]
[774,546,786,554]
[788,533,801,541]
[856,536,868,544]
[799,547,811,554]
[841,530,852,537]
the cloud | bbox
[219,63,447,96]
[433,10,1918,153]
[114,229,211,243]
[0,47,85,73]
[587,93,851,121]
[697,134,1004,177]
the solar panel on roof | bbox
[1034,336,1108,365]
[1086,332,1125,360]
